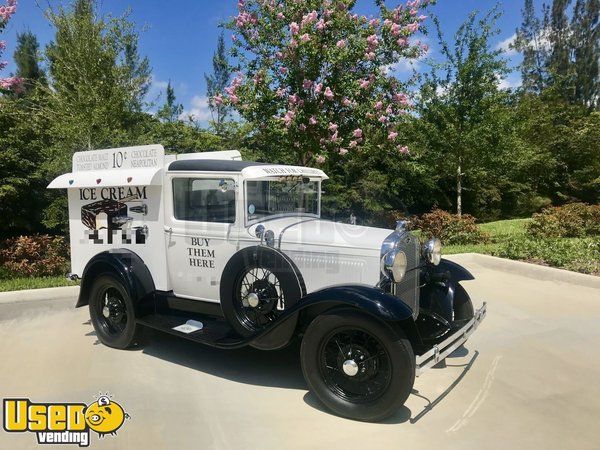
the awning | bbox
[47,168,163,189]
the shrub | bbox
[527,203,600,238]
[493,236,600,276]
[412,208,490,245]
[0,235,70,277]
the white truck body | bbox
[48,144,385,302]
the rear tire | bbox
[301,310,415,422]
[88,273,142,349]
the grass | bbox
[0,276,78,292]
[444,218,531,255]
[443,218,598,276]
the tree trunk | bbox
[456,157,462,216]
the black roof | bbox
[168,159,269,172]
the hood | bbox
[248,217,392,252]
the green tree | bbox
[157,80,183,122]
[129,112,224,153]
[204,31,231,135]
[547,0,576,101]
[0,93,50,236]
[122,34,151,112]
[41,0,150,229]
[43,0,149,159]
[418,8,509,216]
[13,30,46,92]
[571,0,599,108]
[514,94,599,204]
[513,0,549,93]
[0,1,48,235]
[549,0,572,72]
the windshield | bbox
[246,179,320,223]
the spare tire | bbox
[220,246,305,338]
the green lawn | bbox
[443,218,598,276]
[444,218,531,255]
[0,276,78,292]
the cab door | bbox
[164,172,241,302]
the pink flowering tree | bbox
[224,0,431,166]
[0,0,23,93]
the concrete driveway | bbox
[1,254,599,450]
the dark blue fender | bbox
[76,249,155,309]
[298,284,414,321]
[419,258,474,323]
[252,284,420,350]
[437,258,474,281]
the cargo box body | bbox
[48,145,242,292]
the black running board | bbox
[135,290,299,351]
[136,311,248,349]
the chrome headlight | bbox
[424,238,442,265]
[381,250,408,282]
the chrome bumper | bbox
[415,302,487,376]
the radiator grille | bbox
[392,234,420,319]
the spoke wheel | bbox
[88,274,142,349]
[221,247,304,344]
[301,310,415,422]
[234,266,285,331]
[320,328,392,403]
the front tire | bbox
[88,273,142,349]
[301,310,415,422]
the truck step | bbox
[136,311,246,349]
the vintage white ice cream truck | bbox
[49,144,486,421]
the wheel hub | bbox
[342,359,359,376]
[236,268,283,329]
[243,280,278,313]
[104,297,125,322]
[321,329,392,403]
[245,292,260,308]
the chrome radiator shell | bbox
[380,225,420,319]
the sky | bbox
[1,0,535,124]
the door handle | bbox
[163,226,172,234]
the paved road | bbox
[1,255,599,450]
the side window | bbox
[173,178,236,223]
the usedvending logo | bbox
[3,393,130,447]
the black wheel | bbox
[88,273,142,349]
[301,310,415,422]
[221,248,303,337]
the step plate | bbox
[137,312,245,349]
